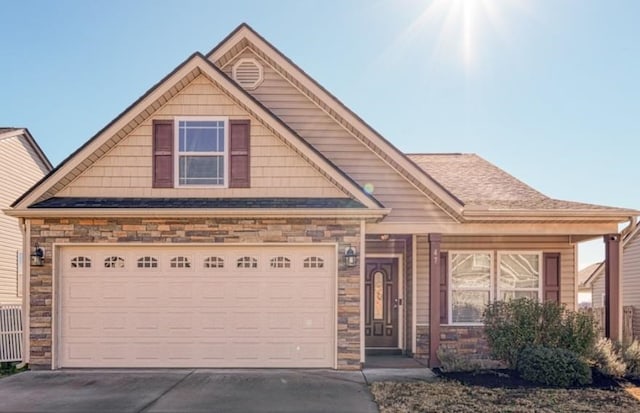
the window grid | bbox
[204,256,224,268]
[104,256,125,269]
[237,256,258,269]
[303,256,325,269]
[449,251,493,325]
[176,119,227,186]
[137,256,158,268]
[71,256,92,268]
[497,252,542,302]
[270,256,291,269]
[170,256,191,268]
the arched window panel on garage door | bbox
[170,256,192,268]
[237,256,258,269]
[137,256,158,269]
[270,256,291,269]
[303,256,325,269]
[70,256,92,268]
[104,256,125,269]
[204,256,224,268]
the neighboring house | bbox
[7,24,638,370]
[0,128,52,306]
[578,262,603,308]
[588,225,640,337]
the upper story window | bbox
[176,118,227,186]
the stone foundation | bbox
[415,324,491,364]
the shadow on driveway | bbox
[0,369,378,413]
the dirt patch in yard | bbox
[370,370,640,413]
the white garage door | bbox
[58,245,335,368]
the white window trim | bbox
[448,250,494,326]
[174,116,229,188]
[497,251,543,302]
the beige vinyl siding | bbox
[222,50,454,224]
[416,236,430,326]
[415,235,576,324]
[0,135,49,304]
[623,235,640,309]
[57,75,344,198]
[592,273,605,308]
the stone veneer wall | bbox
[28,217,361,370]
[415,325,490,363]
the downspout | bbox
[20,218,30,365]
[621,216,637,242]
[359,219,366,368]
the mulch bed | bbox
[434,367,621,389]
[370,370,640,413]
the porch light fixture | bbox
[344,246,359,267]
[31,243,44,267]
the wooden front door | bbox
[365,258,399,348]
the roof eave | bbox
[463,208,639,222]
[4,207,391,220]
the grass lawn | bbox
[370,380,640,413]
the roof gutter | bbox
[4,207,391,220]
[463,209,640,222]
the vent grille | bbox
[232,58,263,89]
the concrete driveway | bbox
[0,369,378,413]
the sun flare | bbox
[389,0,532,73]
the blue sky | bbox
[1,0,638,268]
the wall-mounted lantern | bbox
[344,246,359,267]
[31,243,44,267]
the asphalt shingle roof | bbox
[30,197,366,209]
[0,127,20,134]
[408,153,626,211]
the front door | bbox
[365,258,399,348]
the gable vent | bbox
[232,58,263,89]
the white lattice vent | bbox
[232,58,263,89]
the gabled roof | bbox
[580,262,604,288]
[0,127,52,171]
[408,153,638,221]
[207,23,465,221]
[11,52,384,214]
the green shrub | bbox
[623,340,640,378]
[483,298,598,368]
[517,346,592,387]
[592,338,626,378]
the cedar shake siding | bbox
[28,217,362,369]
[219,49,456,224]
[55,75,345,199]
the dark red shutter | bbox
[440,252,448,324]
[229,120,250,188]
[543,252,561,303]
[152,120,174,188]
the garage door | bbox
[58,245,335,368]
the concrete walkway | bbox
[362,355,437,383]
[0,369,379,413]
